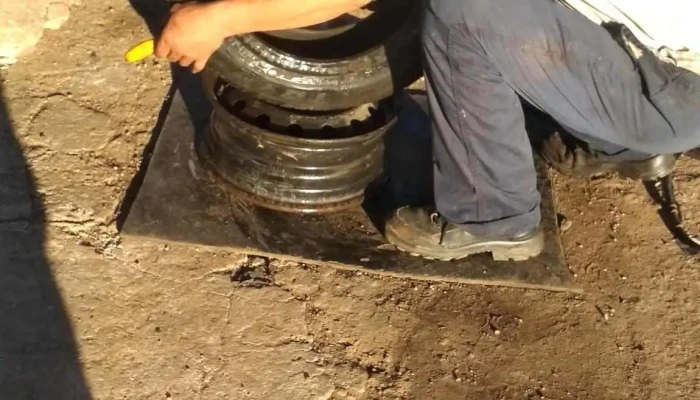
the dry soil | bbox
[1,1,699,399]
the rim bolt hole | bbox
[233,100,247,111]
[350,120,364,134]
[374,108,387,124]
[286,124,304,136]
[255,114,271,128]
[321,126,336,137]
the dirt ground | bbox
[1,1,700,399]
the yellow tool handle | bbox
[125,39,155,63]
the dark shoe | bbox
[538,130,616,177]
[540,131,677,180]
[616,154,678,181]
[384,206,544,261]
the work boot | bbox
[540,131,677,180]
[384,206,545,261]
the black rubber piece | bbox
[644,176,700,255]
[195,82,397,213]
[205,0,423,111]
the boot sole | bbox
[384,228,545,262]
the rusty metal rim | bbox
[197,135,368,214]
[197,71,394,214]
[202,70,397,143]
[210,98,392,145]
[219,176,365,214]
[203,103,389,193]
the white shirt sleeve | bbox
[560,0,700,52]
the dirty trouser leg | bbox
[422,1,541,237]
[423,0,700,237]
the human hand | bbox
[155,2,230,73]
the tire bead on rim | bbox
[205,0,422,111]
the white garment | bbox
[559,0,700,73]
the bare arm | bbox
[155,0,372,72]
[219,0,372,35]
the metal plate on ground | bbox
[121,88,577,293]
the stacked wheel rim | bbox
[205,0,422,111]
[197,74,396,213]
[197,0,421,213]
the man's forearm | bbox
[154,0,372,71]
[217,0,372,36]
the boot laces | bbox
[430,212,449,245]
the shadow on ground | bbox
[118,0,212,229]
[0,82,92,397]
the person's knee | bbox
[649,80,700,151]
[428,0,557,41]
[426,0,485,26]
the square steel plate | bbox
[121,84,577,292]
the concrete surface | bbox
[0,0,77,65]
[1,1,700,399]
